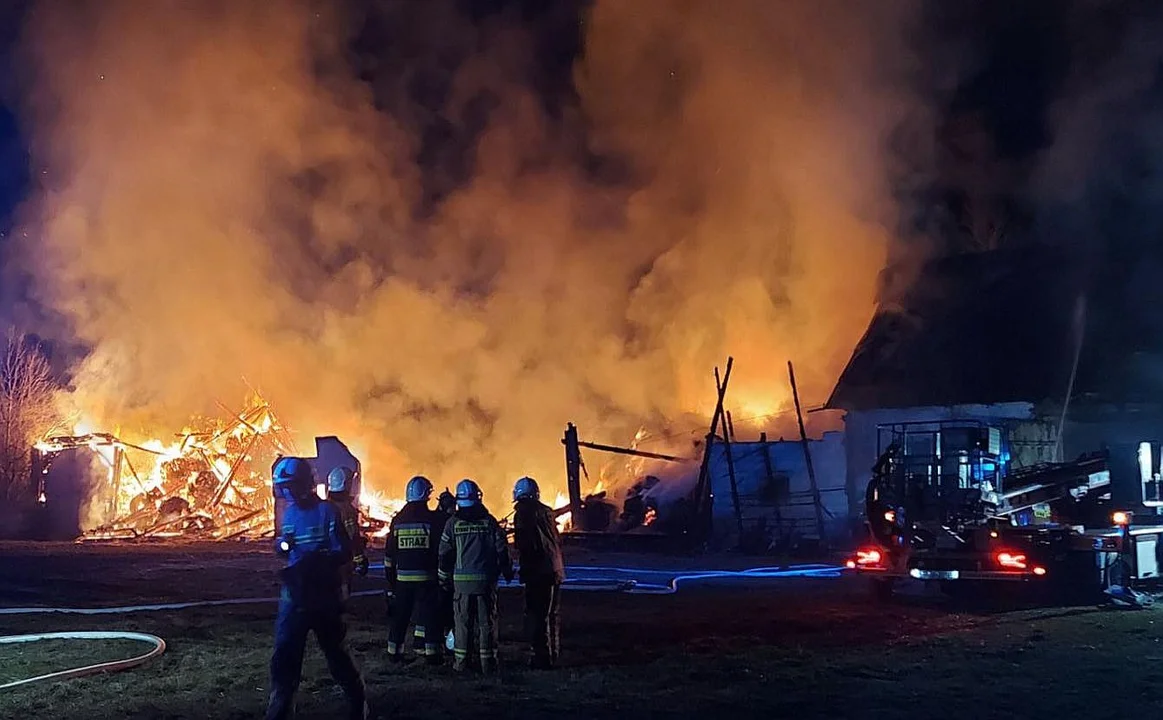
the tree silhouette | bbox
[0,329,59,503]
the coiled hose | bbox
[0,631,166,691]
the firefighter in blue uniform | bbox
[438,479,513,673]
[266,457,369,720]
[326,466,369,601]
[511,476,566,668]
[384,475,444,663]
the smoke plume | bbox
[11,0,919,500]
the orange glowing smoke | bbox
[11,1,915,507]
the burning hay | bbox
[35,396,300,541]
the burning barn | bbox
[559,358,849,552]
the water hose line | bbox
[0,563,842,688]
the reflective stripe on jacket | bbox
[386,501,442,584]
[437,504,511,594]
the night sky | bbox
[1,0,1161,301]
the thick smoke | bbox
[11,0,918,500]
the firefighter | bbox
[438,479,513,673]
[511,476,566,669]
[327,466,369,601]
[384,475,443,663]
[434,487,457,655]
[266,457,369,720]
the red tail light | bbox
[856,547,883,566]
[996,551,1028,570]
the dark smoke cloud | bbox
[10,0,923,500]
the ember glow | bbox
[553,492,570,534]
[11,1,915,509]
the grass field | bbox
[0,542,1160,719]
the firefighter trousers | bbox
[453,587,498,671]
[436,586,454,653]
[266,596,366,720]
[524,581,561,664]
[387,582,440,656]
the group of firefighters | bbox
[265,457,566,720]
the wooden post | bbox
[109,446,124,520]
[788,360,827,547]
[717,370,744,550]
[692,357,733,544]
[759,431,784,543]
[563,423,583,531]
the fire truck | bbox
[847,421,1163,603]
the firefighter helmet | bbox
[406,475,433,503]
[327,466,355,495]
[273,457,317,502]
[455,479,482,508]
[513,476,540,502]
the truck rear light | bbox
[856,548,883,565]
[845,560,856,569]
[996,551,1028,570]
[1033,566,1047,576]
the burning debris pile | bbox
[562,425,698,536]
[34,396,299,541]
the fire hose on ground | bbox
[0,563,843,690]
[0,631,166,691]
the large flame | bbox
[11,1,915,508]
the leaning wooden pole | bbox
[717,371,744,549]
[692,357,733,544]
[788,360,827,547]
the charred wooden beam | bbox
[693,356,733,544]
[788,360,829,545]
[574,440,688,463]
[563,423,583,530]
[717,370,744,549]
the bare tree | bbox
[0,329,60,504]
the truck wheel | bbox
[871,577,895,602]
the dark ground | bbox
[0,541,1160,719]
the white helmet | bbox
[327,466,355,495]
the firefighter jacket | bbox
[330,494,367,567]
[438,503,512,594]
[385,501,443,585]
[513,498,566,584]
[276,498,352,608]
